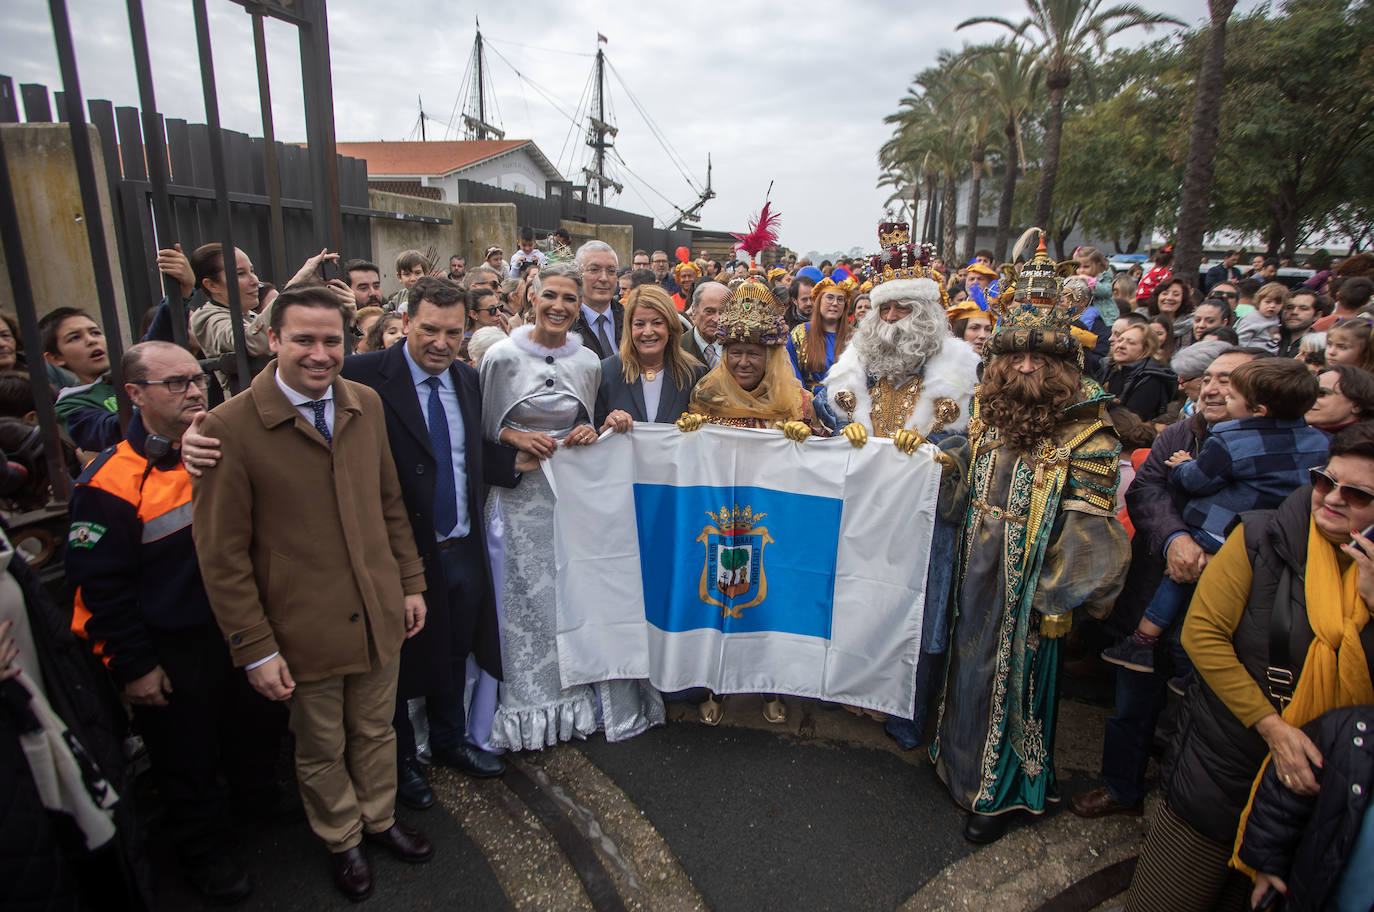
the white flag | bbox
[545,423,941,717]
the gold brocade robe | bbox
[931,378,1130,814]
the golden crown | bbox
[878,221,912,247]
[705,505,766,533]
[988,233,1089,332]
[863,220,944,289]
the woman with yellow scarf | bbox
[676,279,816,725]
[1124,424,1374,912]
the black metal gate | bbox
[0,0,448,510]
[0,75,373,335]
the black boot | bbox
[397,759,435,810]
[962,811,1014,844]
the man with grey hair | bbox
[463,265,501,295]
[570,241,623,359]
[1070,345,1264,822]
[813,270,980,749]
[681,281,728,368]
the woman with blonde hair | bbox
[480,262,664,750]
[596,285,706,430]
[1101,322,1178,421]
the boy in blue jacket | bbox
[1103,357,1328,675]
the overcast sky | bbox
[2,0,1260,256]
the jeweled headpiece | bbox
[812,266,856,306]
[716,279,789,347]
[985,228,1088,364]
[862,220,950,310]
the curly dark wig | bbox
[978,355,1083,454]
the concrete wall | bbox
[367,191,638,292]
[0,123,133,345]
[560,220,633,267]
[367,191,517,295]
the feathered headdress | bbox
[731,183,781,268]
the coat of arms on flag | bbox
[547,424,943,716]
[698,506,773,616]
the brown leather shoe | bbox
[330,847,373,902]
[1069,786,1143,819]
[365,822,434,863]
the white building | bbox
[334,140,564,202]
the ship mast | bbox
[463,22,504,141]
[583,42,620,205]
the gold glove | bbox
[777,420,812,442]
[1039,611,1072,639]
[842,422,868,448]
[893,428,927,456]
[676,414,704,433]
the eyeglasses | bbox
[1214,291,1239,300]
[582,265,616,277]
[477,306,502,316]
[131,374,209,395]
[1310,467,1374,509]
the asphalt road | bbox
[139,672,1148,912]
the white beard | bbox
[819,306,980,437]
[848,302,948,382]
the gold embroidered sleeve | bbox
[1065,426,1123,514]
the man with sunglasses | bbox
[1071,346,1265,821]
[463,265,502,296]
[67,342,287,905]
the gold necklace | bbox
[643,366,660,381]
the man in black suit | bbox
[570,241,624,359]
[342,276,528,806]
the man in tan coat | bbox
[191,285,431,901]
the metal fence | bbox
[1,75,374,335]
[0,0,371,509]
[454,178,695,257]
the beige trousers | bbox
[288,653,399,852]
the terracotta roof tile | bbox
[334,140,530,177]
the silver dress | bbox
[479,329,664,751]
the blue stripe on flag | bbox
[633,483,841,638]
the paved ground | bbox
[146,666,1167,912]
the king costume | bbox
[930,234,1130,841]
[814,222,980,743]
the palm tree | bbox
[881,78,961,252]
[965,41,1039,261]
[877,160,921,225]
[959,0,1184,230]
[1172,0,1237,290]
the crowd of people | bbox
[1,220,1372,912]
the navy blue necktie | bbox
[424,376,459,537]
[309,399,331,445]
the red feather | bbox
[731,194,780,259]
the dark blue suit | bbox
[342,341,519,756]
[594,355,705,427]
